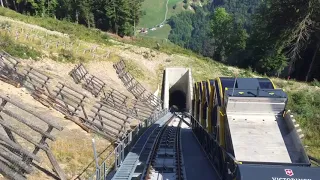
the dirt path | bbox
[161,0,170,25]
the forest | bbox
[0,0,320,82]
[168,0,320,82]
[0,0,144,37]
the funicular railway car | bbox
[192,82,198,119]
[199,81,207,127]
[191,77,320,180]
[192,81,202,122]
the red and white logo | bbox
[285,169,294,176]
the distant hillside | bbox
[137,0,196,39]
[167,0,263,59]
[210,0,263,31]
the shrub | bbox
[173,4,177,10]
[58,49,76,63]
[0,33,41,59]
[311,79,320,87]
[286,90,320,158]
[0,21,11,29]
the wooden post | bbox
[46,149,67,180]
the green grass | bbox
[138,0,167,28]
[139,24,171,39]
[167,1,185,18]
[0,7,110,45]
[0,17,113,63]
[124,58,158,89]
[286,90,320,159]
[311,79,320,87]
[125,59,147,80]
[0,33,41,59]
[138,0,186,39]
[168,0,183,7]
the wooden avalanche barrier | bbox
[103,88,154,120]
[0,95,65,180]
[84,101,132,142]
[113,59,163,111]
[69,63,106,97]
[0,51,25,87]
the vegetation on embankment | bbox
[137,0,188,39]
[273,79,320,158]
[0,32,41,59]
[0,7,319,160]
[287,91,320,157]
[0,7,109,45]
[138,0,168,28]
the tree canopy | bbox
[168,0,320,81]
[1,0,144,36]
[210,7,248,61]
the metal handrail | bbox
[185,112,238,162]
[88,108,169,180]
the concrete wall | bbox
[162,67,193,112]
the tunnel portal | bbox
[169,90,186,111]
[161,68,192,112]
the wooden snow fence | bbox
[113,59,162,111]
[69,63,106,97]
[0,51,25,87]
[0,95,65,180]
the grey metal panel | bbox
[236,78,260,89]
[112,113,173,180]
[225,89,287,98]
[228,115,292,163]
[226,96,287,115]
[180,121,220,180]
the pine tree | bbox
[129,0,143,36]
[209,7,248,61]
[116,0,132,36]
[79,0,94,27]
[246,0,320,76]
[105,0,117,34]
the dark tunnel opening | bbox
[169,90,186,112]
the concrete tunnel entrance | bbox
[161,68,193,112]
[169,90,186,111]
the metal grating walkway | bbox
[112,112,174,180]
[181,119,220,180]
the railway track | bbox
[142,114,185,180]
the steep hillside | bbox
[137,0,196,39]
[0,7,319,179]
[210,0,262,29]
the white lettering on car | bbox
[271,177,312,180]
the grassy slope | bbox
[167,0,186,17]
[0,7,109,45]
[1,7,320,160]
[138,0,186,39]
[138,0,167,28]
[139,24,172,39]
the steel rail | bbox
[141,118,175,179]
[175,118,183,180]
[142,115,184,180]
